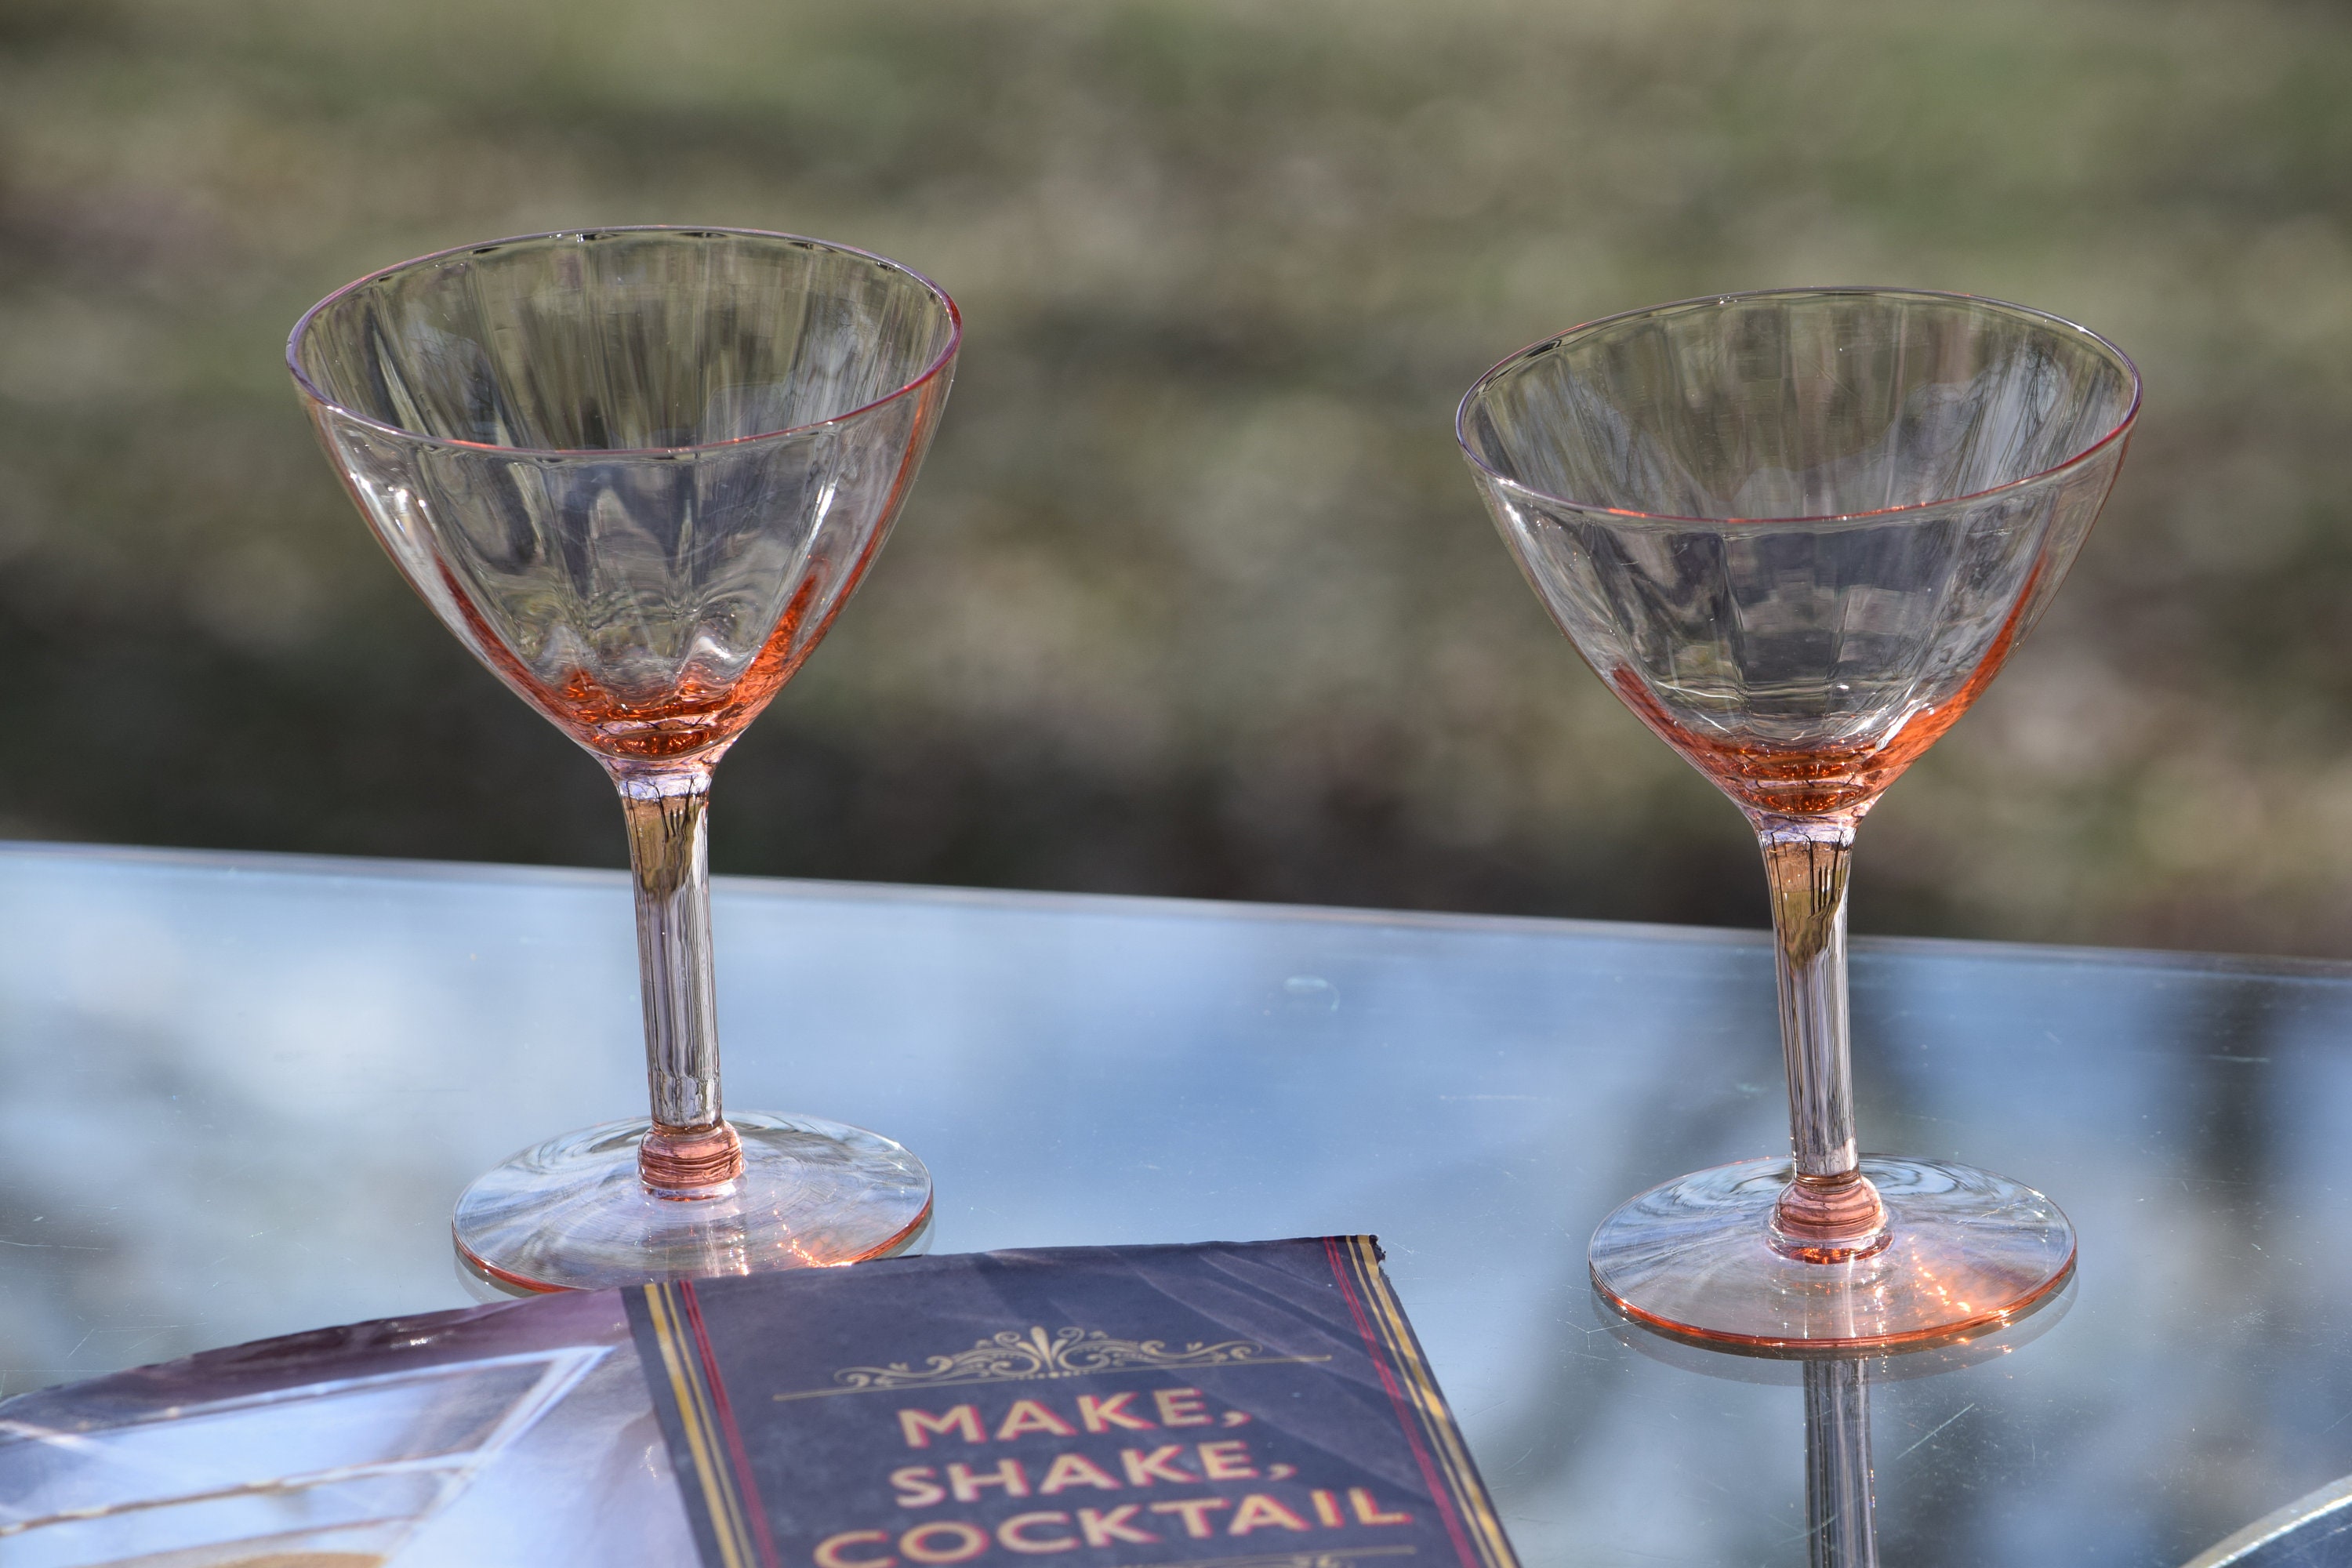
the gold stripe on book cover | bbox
[643,1281,764,1568]
[1337,1237,1519,1568]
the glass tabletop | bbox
[0,841,2344,1565]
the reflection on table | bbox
[3,843,2351,1563]
[1600,1283,2081,1568]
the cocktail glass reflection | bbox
[290,227,958,1292]
[1459,289,2138,1348]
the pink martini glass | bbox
[291,227,958,1292]
[1458,289,2139,1348]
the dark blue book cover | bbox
[623,1237,1518,1568]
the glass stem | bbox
[1755,813,1888,1261]
[1803,1359,1878,1568]
[615,761,744,1195]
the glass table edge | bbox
[0,837,2336,982]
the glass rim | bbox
[1454,286,2143,528]
[285,225,963,459]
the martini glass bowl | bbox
[1458,289,2138,1348]
[290,227,959,1292]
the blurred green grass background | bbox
[3,0,2350,955]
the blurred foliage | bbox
[3,0,2352,953]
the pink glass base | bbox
[453,1110,932,1296]
[1588,1155,2074,1352]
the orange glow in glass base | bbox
[1588,1155,2075,1352]
[453,1110,933,1296]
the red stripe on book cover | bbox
[680,1279,786,1568]
[1321,1236,1483,1568]
[1341,1239,1516,1568]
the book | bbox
[0,1237,1519,1568]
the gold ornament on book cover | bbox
[779,1325,1330,1399]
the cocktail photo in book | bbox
[0,1239,1518,1568]
[289,228,960,1296]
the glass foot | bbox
[1588,1155,2074,1352]
[454,1110,932,1295]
